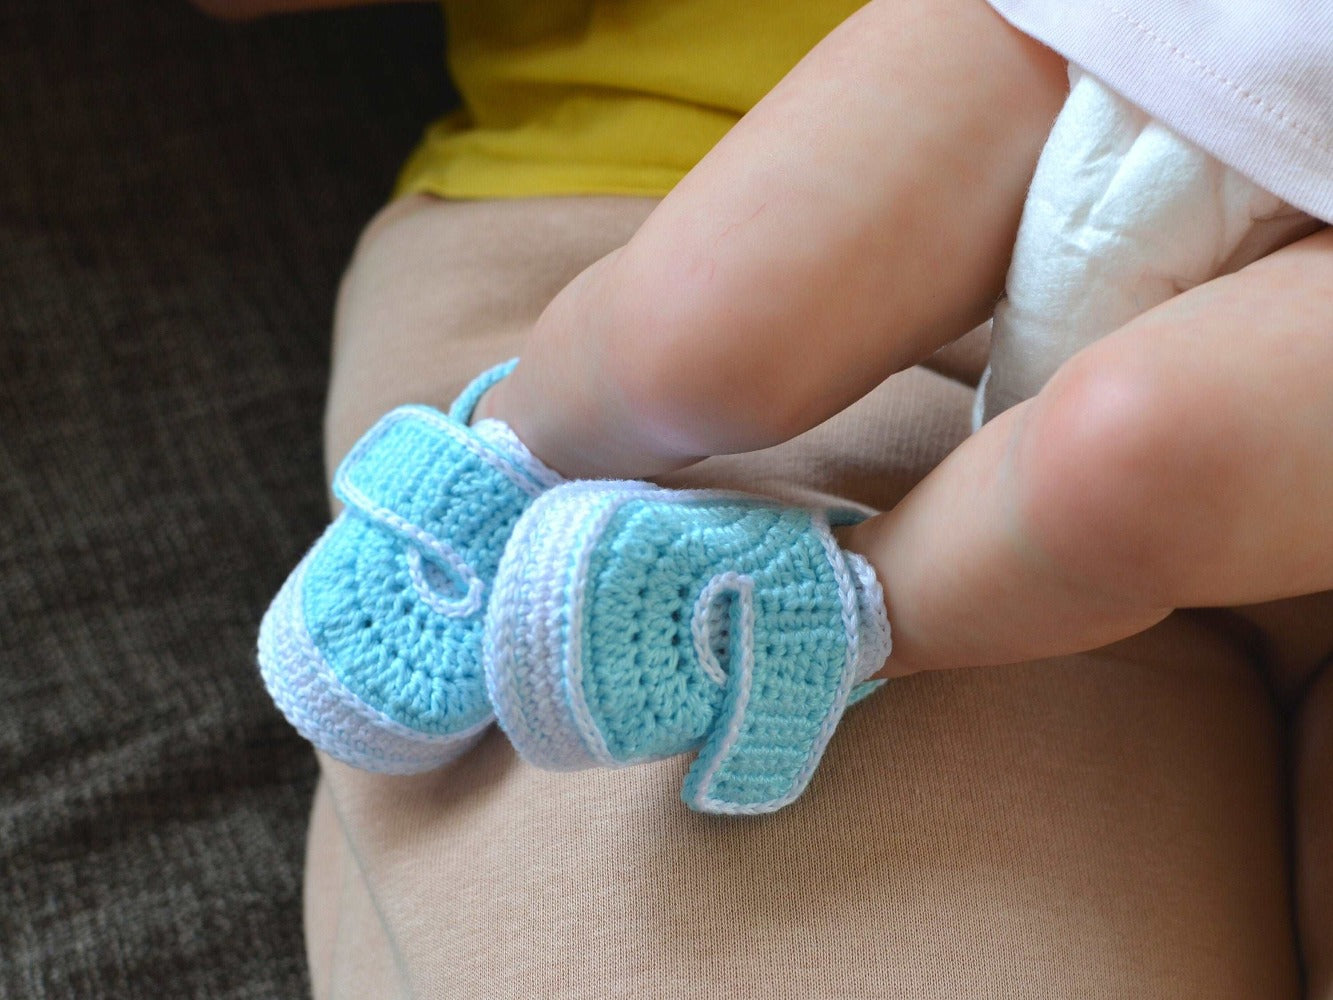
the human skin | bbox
[195,0,1333,679]
[468,0,1333,676]
[842,231,1333,674]
[189,2,1332,988]
[475,0,1069,476]
[311,192,1313,1000]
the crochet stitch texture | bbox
[258,361,562,773]
[485,481,891,814]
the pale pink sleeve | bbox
[985,0,1333,223]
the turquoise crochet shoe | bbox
[258,361,562,773]
[484,481,892,814]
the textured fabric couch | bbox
[8,4,1333,998]
[1,3,453,995]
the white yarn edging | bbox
[486,482,653,771]
[683,574,757,813]
[257,551,492,774]
[561,483,660,768]
[690,572,752,687]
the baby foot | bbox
[483,481,891,814]
[258,361,563,773]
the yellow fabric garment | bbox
[396,0,866,200]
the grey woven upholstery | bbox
[0,3,454,995]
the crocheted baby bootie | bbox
[258,361,562,773]
[484,482,892,814]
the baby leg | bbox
[309,194,1299,998]
[846,227,1333,676]
[979,66,1319,424]
[258,194,654,772]
[476,0,1068,478]
[324,195,652,469]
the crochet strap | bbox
[331,407,543,612]
[447,358,518,424]
[680,549,865,815]
[335,404,539,521]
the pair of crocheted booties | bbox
[258,363,891,813]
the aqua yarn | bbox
[484,481,891,814]
[257,361,563,773]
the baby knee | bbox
[1012,351,1246,604]
[596,252,819,458]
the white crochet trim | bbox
[487,482,766,771]
[682,574,757,813]
[846,552,892,682]
[404,545,482,619]
[471,418,564,491]
[561,489,648,768]
[257,550,490,774]
[691,573,752,687]
[485,482,649,770]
